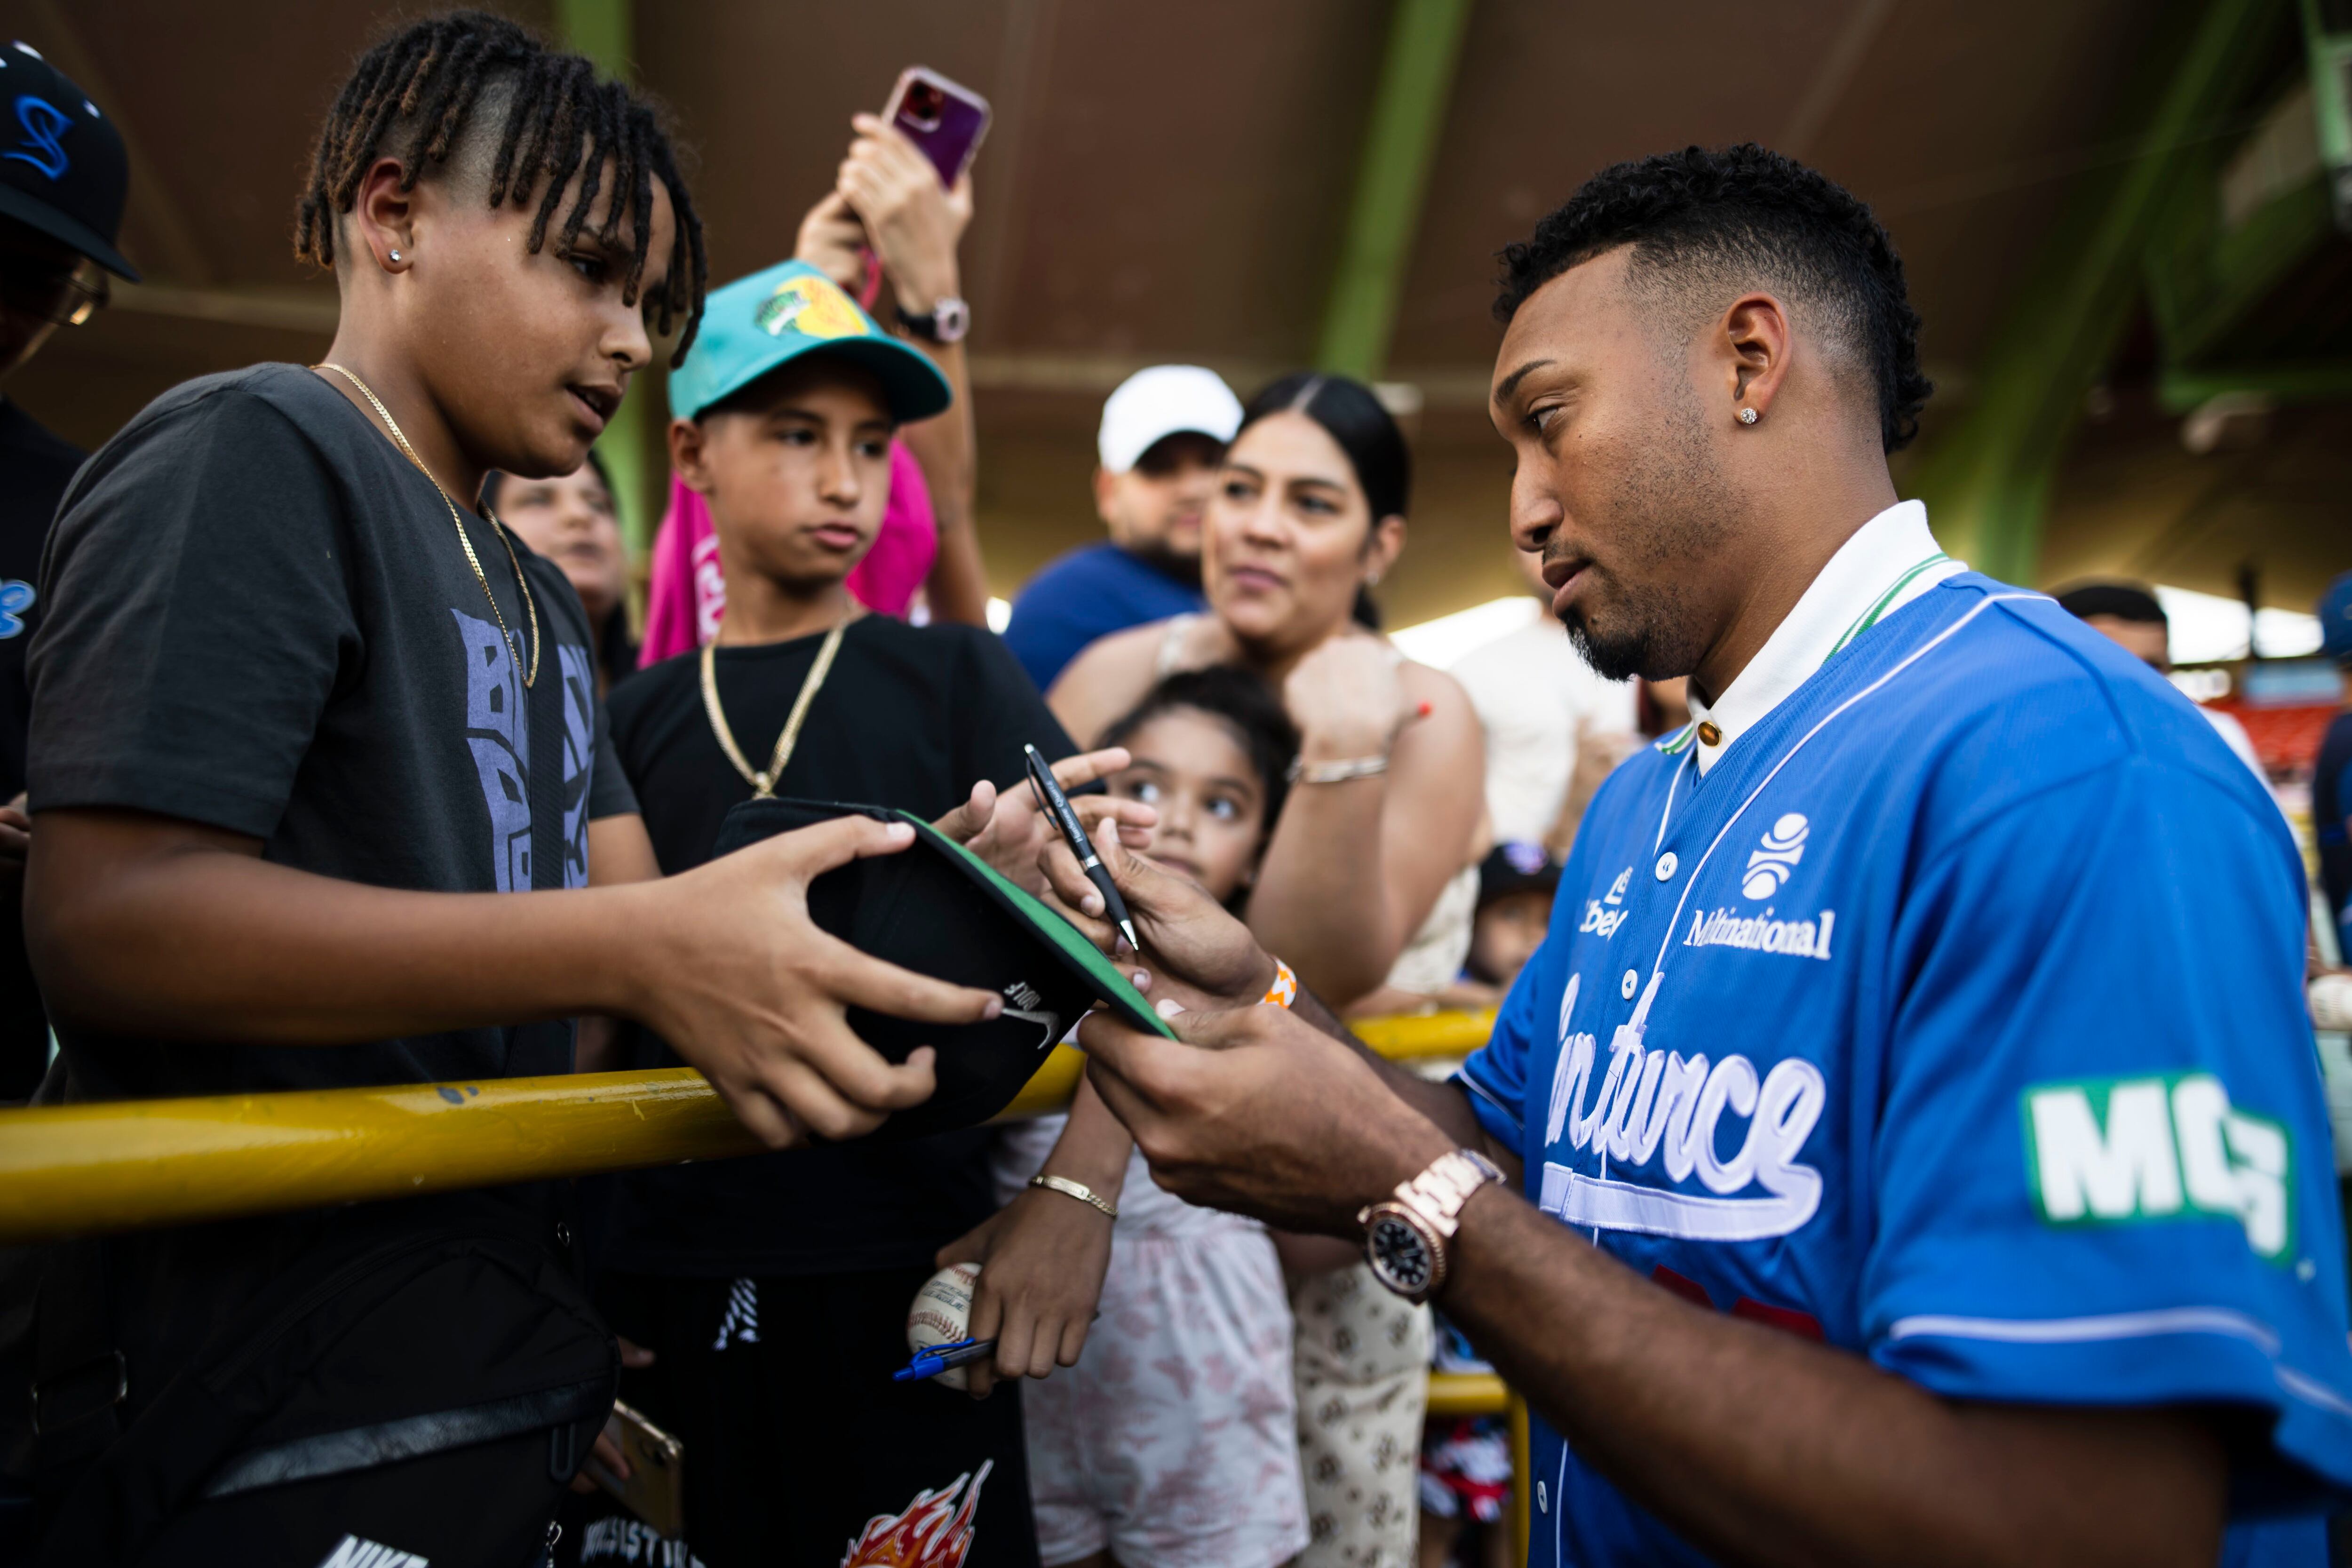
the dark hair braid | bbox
[295,9,707,361]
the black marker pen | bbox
[1024,743,1141,955]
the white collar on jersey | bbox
[1673,500,1965,775]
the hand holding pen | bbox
[1025,743,1141,955]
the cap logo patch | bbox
[754,273,864,341]
[7,95,70,179]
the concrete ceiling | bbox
[3,0,2343,629]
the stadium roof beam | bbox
[2143,74,2338,367]
[1315,0,1477,381]
[1903,0,2292,585]
[2159,359,2352,411]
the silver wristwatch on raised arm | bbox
[1358,1148,1505,1303]
[896,296,970,344]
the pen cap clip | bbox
[1026,746,1092,842]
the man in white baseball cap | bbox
[1002,365,1242,691]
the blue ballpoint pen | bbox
[893,1337,998,1382]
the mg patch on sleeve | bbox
[2022,1072,2291,1262]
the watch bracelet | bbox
[1392,1149,1502,1239]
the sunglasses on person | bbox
[0,245,110,327]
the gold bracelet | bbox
[1030,1173,1118,1220]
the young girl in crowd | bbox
[1048,375,1483,1568]
[968,666,1310,1568]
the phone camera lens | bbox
[903,82,945,128]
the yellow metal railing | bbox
[1425,1373,1533,1564]
[0,1009,1496,1246]
[0,1007,1522,1543]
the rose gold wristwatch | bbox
[1358,1148,1505,1303]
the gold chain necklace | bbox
[700,617,851,797]
[315,363,541,688]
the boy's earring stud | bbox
[388,249,402,263]
[1738,406,1759,425]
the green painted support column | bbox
[1316,0,1477,380]
[553,0,659,554]
[1902,0,2288,584]
[2304,0,2352,227]
[555,0,632,78]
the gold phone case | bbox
[585,1398,686,1540]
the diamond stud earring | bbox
[1738,407,1758,425]
[388,249,403,263]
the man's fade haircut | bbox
[295,9,708,362]
[1494,144,1931,452]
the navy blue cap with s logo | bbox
[0,40,137,279]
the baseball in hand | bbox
[907,1261,981,1391]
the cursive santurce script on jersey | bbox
[1539,971,1827,1242]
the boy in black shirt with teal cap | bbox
[581,256,1091,1568]
[10,16,1032,1564]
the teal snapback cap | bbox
[667,259,954,424]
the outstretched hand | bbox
[936,747,1155,897]
[793,189,868,294]
[568,1337,657,1494]
[636,815,1003,1148]
[1078,1003,1452,1235]
[1037,818,1275,1009]
[934,1185,1113,1399]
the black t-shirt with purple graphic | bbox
[28,362,636,1102]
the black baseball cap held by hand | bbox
[711,798,1177,1140]
[0,40,138,279]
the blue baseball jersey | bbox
[1459,573,2352,1567]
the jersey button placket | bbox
[1637,852,1677,1000]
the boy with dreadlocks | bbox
[8,14,1023,1564]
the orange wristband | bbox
[1263,958,1298,1010]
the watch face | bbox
[1367,1210,1436,1298]
[934,297,970,342]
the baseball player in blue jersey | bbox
[1049,145,2352,1567]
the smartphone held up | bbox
[884,66,991,187]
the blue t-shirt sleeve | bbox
[1002,545,1126,693]
[999,579,1083,694]
[1002,545,1206,695]
[1863,758,2352,1503]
